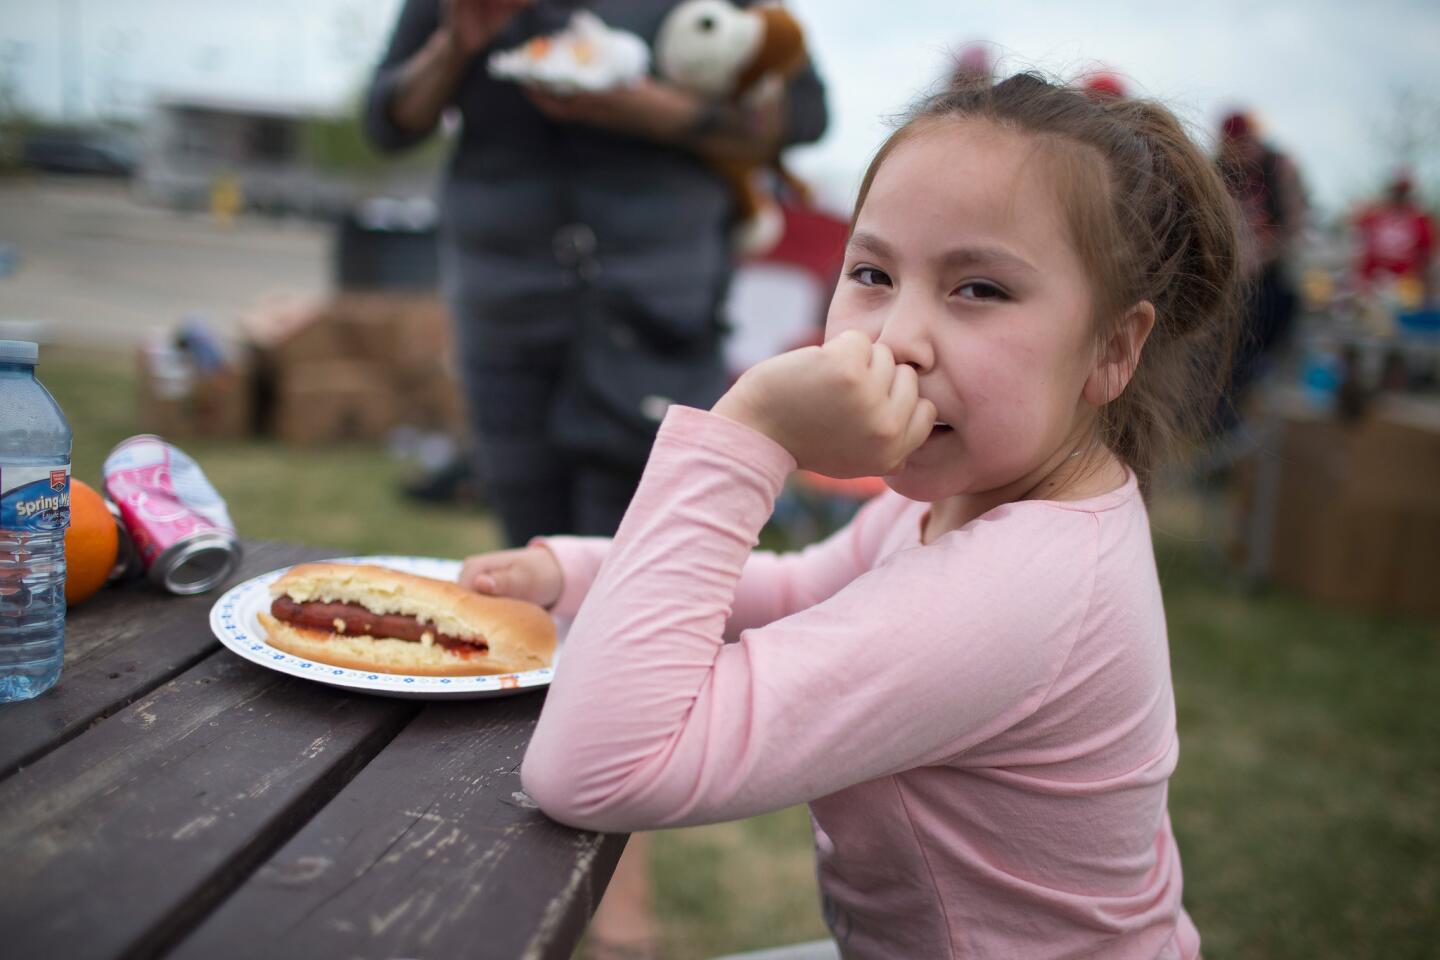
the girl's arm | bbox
[538,487,897,637]
[521,407,1093,833]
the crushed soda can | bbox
[106,498,143,582]
[102,435,241,595]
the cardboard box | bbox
[326,293,452,376]
[382,295,452,377]
[242,292,456,444]
[325,294,400,365]
[1254,398,1440,618]
[274,359,395,445]
[242,294,344,373]
[392,368,467,435]
[137,344,252,441]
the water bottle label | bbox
[0,462,71,532]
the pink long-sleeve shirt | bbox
[524,406,1199,960]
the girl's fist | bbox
[712,330,936,478]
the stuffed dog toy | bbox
[656,0,810,253]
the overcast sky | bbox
[3,0,1437,214]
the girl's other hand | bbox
[712,329,937,478]
[458,545,563,609]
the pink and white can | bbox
[102,435,241,595]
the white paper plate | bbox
[209,555,562,700]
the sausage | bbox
[270,596,488,654]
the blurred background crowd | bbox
[0,2,1437,958]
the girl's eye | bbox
[848,266,891,287]
[956,281,1008,301]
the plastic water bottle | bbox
[0,341,72,702]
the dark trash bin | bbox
[333,196,439,291]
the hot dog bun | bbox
[260,562,555,677]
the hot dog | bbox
[258,562,555,677]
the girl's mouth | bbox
[922,422,954,447]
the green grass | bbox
[652,808,830,955]
[1159,539,1440,960]
[40,347,1440,959]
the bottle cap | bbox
[0,340,40,364]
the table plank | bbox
[0,650,418,960]
[0,541,333,778]
[170,696,628,960]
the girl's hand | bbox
[712,330,937,478]
[443,0,533,56]
[458,546,563,609]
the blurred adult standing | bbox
[1353,170,1435,305]
[365,4,827,957]
[1216,110,1306,422]
[364,0,829,547]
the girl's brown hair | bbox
[853,72,1245,493]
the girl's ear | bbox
[1084,301,1156,407]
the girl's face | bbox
[827,119,1102,504]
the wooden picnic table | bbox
[0,540,626,960]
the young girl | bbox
[461,72,1241,959]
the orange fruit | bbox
[65,479,120,606]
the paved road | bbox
[0,176,329,347]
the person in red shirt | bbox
[1354,172,1436,303]
[1077,66,1128,101]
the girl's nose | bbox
[875,298,935,374]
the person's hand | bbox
[442,0,533,56]
[712,330,937,478]
[526,77,701,142]
[458,546,563,609]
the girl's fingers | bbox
[866,342,896,397]
[902,397,938,455]
[484,566,514,596]
[877,350,922,450]
[826,328,869,349]
[459,549,525,595]
[473,564,522,598]
[886,366,927,465]
[458,558,487,589]
[825,328,872,363]
[888,361,918,412]
[461,560,503,594]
